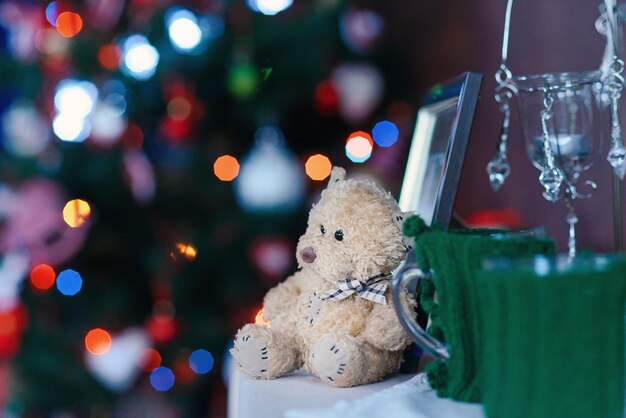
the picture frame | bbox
[396,72,482,372]
[399,72,483,228]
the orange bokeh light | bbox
[305,154,332,181]
[98,44,121,70]
[56,12,83,38]
[255,308,271,327]
[139,348,162,371]
[30,264,56,291]
[63,199,91,228]
[214,155,240,181]
[172,243,197,261]
[85,328,112,355]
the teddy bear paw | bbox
[230,324,270,378]
[310,333,359,386]
[305,292,323,326]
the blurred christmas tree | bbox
[0,0,414,416]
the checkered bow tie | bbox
[321,274,391,305]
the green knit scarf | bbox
[403,216,555,402]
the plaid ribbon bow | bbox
[321,274,391,305]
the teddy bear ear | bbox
[327,167,346,188]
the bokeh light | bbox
[54,80,98,118]
[30,264,56,291]
[188,349,214,374]
[339,8,384,54]
[171,243,198,261]
[372,120,399,147]
[91,101,127,146]
[314,80,338,116]
[121,35,160,81]
[305,154,332,181]
[0,309,17,337]
[247,0,293,15]
[2,101,51,157]
[45,2,61,26]
[227,63,258,99]
[140,348,162,371]
[255,308,271,327]
[56,269,83,296]
[56,12,83,38]
[345,131,373,163]
[85,328,112,355]
[53,80,98,143]
[53,113,90,142]
[98,44,121,70]
[167,97,192,121]
[214,155,240,181]
[150,366,175,392]
[63,199,91,228]
[166,8,202,52]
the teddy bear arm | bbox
[359,297,414,352]
[262,270,309,322]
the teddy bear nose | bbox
[300,247,317,263]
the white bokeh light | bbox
[91,101,128,147]
[52,112,90,143]
[121,35,160,80]
[2,101,51,157]
[247,0,293,16]
[54,80,98,118]
[167,9,202,52]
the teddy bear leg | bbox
[231,324,301,379]
[309,332,402,387]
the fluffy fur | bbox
[231,167,414,387]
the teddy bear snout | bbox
[300,247,317,263]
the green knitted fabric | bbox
[403,216,555,402]
[478,258,626,418]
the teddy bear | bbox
[231,167,415,387]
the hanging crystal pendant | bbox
[486,104,511,191]
[538,94,564,202]
[606,58,626,178]
[566,209,578,259]
[487,86,512,192]
[486,156,511,191]
[539,167,564,202]
[607,143,626,178]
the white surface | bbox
[286,373,485,418]
[228,365,485,418]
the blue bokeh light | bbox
[189,349,214,374]
[150,366,175,392]
[45,2,60,27]
[56,269,83,296]
[372,120,399,147]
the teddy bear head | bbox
[296,167,411,284]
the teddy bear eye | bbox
[334,230,344,241]
[320,225,326,234]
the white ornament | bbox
[234,127,304,212]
